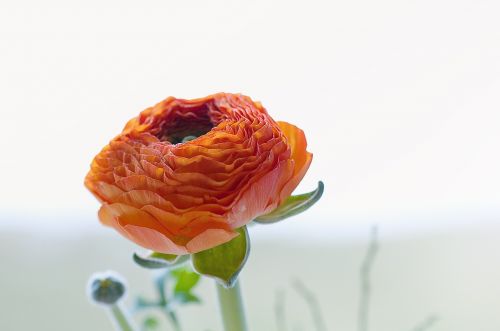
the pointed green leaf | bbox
[133,251,188,269]
[191,226,250,288]
[172,268,201,293]
[254,181,324,224]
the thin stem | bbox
[358,226,379,331]
[292,280,327,331]
[164,309,182,331]
[216,280,248,331]
[411,314,439,331]
[155,272,182,331]
[109,303,137,331]
[275,290,287,331]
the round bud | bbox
[87,271,127,306]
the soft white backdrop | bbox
[1,0,499,237]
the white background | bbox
[1,0,499,237]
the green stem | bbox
[165,309,182,331]
[216,280,248,331]
[109,303,137,331]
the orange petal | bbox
[186,228,239,253]
[85,94,314,253]
[94,182,124,202]
[98,203,188,255]
[228,159,294,228]
[277,121,313,200]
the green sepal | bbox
[192,226,250,288]
[254,181,324,224]
[133,251,189,269]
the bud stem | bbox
[216,280,248,331]
[109,303,137,331]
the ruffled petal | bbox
[98,203,188,255]
[277,121,313,201]
[85,93,313,253]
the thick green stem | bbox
[109,303,137,331]
[216,280,248,331]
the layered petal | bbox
[85,93,312,254]
[276,121,313,202]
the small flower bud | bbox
[87,271,127,306]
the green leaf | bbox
[142,316,160,331]
[254,181,324,224]
[133,251,188,269]
[192,226,250,288]
[174,291,201,304]
[172,268,201,293]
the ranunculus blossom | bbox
[85,93,312,255]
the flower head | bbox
[85,93,312,254]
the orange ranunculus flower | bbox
[85,93,312,255]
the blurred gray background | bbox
[2,223,500,331]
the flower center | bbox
[156,105,215,144]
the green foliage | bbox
[133,251,189,269]
[255,181,324,224]
[133,265,202,331]
[192,226,250,288]
[141,316,160,331]
[172,268,201,304]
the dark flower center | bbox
[156,105,215,144]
